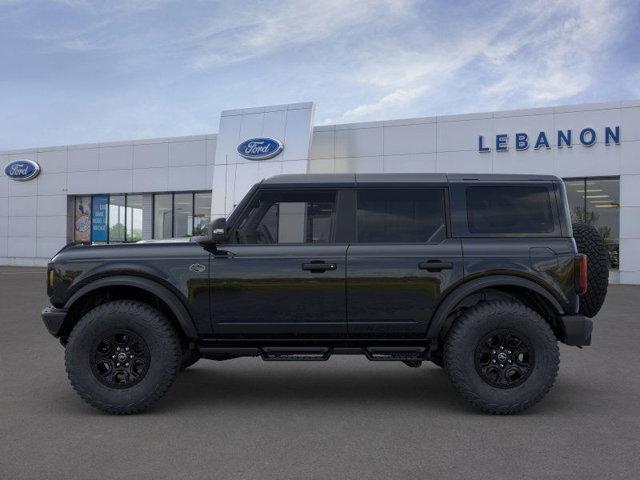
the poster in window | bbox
[74,196,91,242]
[91,194,108,242]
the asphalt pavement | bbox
[1,266,639,479]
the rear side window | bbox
[466,186,554,234]
[356,189,446,243]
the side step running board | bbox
[261,347,332,361]
[364,347,427,361]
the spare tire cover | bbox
[572,223,609,318]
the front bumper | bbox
[559,314,593,346]
[41,306,67,337]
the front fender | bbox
[63,275,198,339]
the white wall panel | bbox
[437,150,492,173]
[37,173,67,196]
[335,127,382,158]
[620,107,640,142]
[0,198,7,217]
[133,167,169,192]
[37,195,68,217]
[134,142,169,169]
[37,149,67,173]
[36,237,66,258]
[7,237,36,257]
[620,140,640,174]
[8,195,36,216]
[309,130,334,159]
[8,217,36,237]
[99,144,133,170]
[68,147,99,171]
[383,123,436,155]
[169,140,206,167]
[37,215,67,237]
[383,153,436,173]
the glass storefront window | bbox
[74,196,92,242]
[154,194,172,239]
[108,195,126,242]
[152,191,211,239]
[564,177,620,269]
[194,192,212,236]
[174,193,193,237]
[126,194,144,242]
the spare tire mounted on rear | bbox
[572,223,609,318]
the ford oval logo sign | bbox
[4,159,41,182]
[237,138,283,160]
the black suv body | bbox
[42,174,604,414]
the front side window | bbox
[356,189,446,243]
[466,186,554,234]
[236,190,336,244]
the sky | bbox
[1,0,639,150]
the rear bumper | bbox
[559,314,593,346]
[41,306,67,338]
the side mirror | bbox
[208,217,227,244]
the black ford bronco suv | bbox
[42,174,609,415]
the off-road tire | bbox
[572,222,609,318]
[65,300,181,414]
[444,301,559,414]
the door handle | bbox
[302,262,337,272]
[418,260,453,272]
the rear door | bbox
[346,187,463,338]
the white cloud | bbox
[334,0,624,122]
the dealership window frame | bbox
[563,176,620,269]
[73,193,144,244]
[152,191,212,239]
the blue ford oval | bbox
[4,159,41,181]
[237,138,283,160]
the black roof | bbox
[261,173,560,187]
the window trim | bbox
[449,182,562,238]
[229,188,340,245]
[352,187,449,245]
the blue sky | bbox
[1,0,639,150]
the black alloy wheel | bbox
[474,330,533,388]
[91,330,150,388]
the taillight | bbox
[576,254,588,295]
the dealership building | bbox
[1,100,639,283]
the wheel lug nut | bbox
[125,347,129,351]
[507,350,511,354]
[116,363,120,366]
[492,359,496,363]
[500,364,504,368]
[130,355,134,359]
[125,363,129,367]
[116,347,121,351]
[500,346,504,350]
[112,355,116,359]
[492,350,496,354]
[508,360,512,363]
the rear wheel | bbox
[444,301,559,414]
[65,300,181,414]
[572,222,609,318]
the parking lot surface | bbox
[1,267,639,479]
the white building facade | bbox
[1,100,639,283]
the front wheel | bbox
[444,301,559,414]
[65,300,181,414]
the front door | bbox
[211,189,347,338]
[347,188,464,338]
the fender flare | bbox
[426,275,565,339]
[63,275,198,339]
